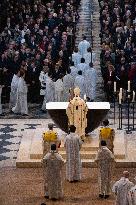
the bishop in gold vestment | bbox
[66,87,88,137]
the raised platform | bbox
[16,127,136,168]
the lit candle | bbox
[84,94,86,101]
[120,88,123,99]
[132,91,135,102]
[128,81,130,92]
[119,93,121,104]
[114,81,116,92]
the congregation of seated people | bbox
[99,0,136,101]
[0,0,80,106]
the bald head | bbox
[123,171,129,178]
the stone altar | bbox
[46,102,110,133]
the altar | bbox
[46,102,110,133]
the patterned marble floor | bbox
[0,119,54,167]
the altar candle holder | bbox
[132,101,135,131]
[113,92,116,125]
[132,91,135,131]
[118,93,122,130]
[126,91,132,134]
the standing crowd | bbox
[99,0,136,101]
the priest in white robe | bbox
[74,71,86,99]
[70,62,78,80]
[42,73,55,111]
[12,71,28,115]
[64,125,83,182]
[95,140,115,199]
[72,47,82,67]
[83,47,96,65]
[54,74,64,102]
[112,171,134,205]
[43,144,64,200]
[63,69,74,101]
[84,62,97,101]
[77,58,88,76]
[78,36,90,57]
[128,179,136,205]
[9,71,20,109]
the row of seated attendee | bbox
[99,0,136,101]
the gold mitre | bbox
[74,87,80,97]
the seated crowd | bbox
[99,0,136,101]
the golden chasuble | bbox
[66,87,88,137]
[43,130,57,142]
[100,127,113,140]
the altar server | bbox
[85,62,97,101]
[64,125,83,182]
[74,70,86,99]
[9,70,20,109]
[42,72,55,111]
[99,119,115,153]
[112,171,134,205]
[12,70,28,115]
[95,140,115,199]
[43,144,64,200]
[72,47,82,67]
[77,58,88,76]
[70,62,78,79]
[63,69,74,101]
[54,74,64,101]
[78,36,90,57]
[128,177,136,205]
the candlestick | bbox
[84,94,87,101]
[119,93,121,104]
[120,88,123,99]
[128,81,130,92]
[114,81,116,92]
[132,91,135,102]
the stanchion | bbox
[126,93,132,134]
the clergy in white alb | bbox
[54,74,64,102]
[128,179,136,205]
[43,144,64,199]
[83,47,96,65]
[12,71,28,115]
[78,36,90,57]
[39,68,47,97]
[84,62,97,101]
[95,140,115,198]
[42,72,55,111]
[70,62,78,80]
[72,47,82,67]
[74,71,86,99]
[9,71,20,109]
[77,58,88,76]
[112,171,134,205]
[63,69,74,101]
[64,125,83,182]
